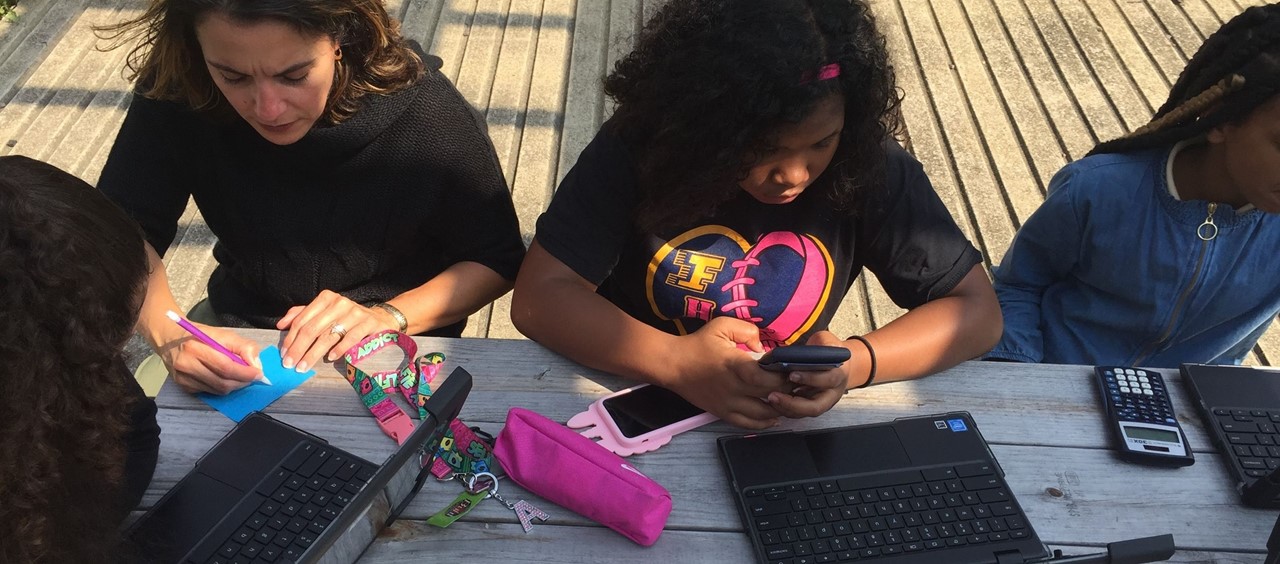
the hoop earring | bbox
[335,46,343,61]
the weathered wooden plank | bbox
[603,0,638,118]
[553,0,607,185]
[453,0,510,111]
[115,514,1263,564]
[930,0,1044,234]
[0,0,54,59]
[446,0,511,339]
[960,0,1068,192]
[156,330,1221,452]
[482,0,542,180]
[145,412,1271,550]
[19,4,137,170]
[399,0,447,49]
[827,274,874,339]
[874,1,979,244]
[363,523,1262,563]
[361,524,1258,564]
[1074,0,1172,114]
[463,0,542,339]
[898,1,1016,264]
[1052,0,1156,128]
[640,0,662,25]
[162,208,219,311]
[428,0,479,81]
[467,0,543,339]
[384,0,409,22]
[56,85,131,179]
[0,0,129,157]
[989,0,1097,162]
[1136,0,1213,65]
[489,0,576,340]
[78,89,133,183]
[1019,0,1127,147]
[0,0,93,106]
[1254,325,1280,367]
[148,332,1277,551]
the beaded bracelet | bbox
[847,335,877,389]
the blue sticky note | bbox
[197,346,315,422]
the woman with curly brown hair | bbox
[0,155,161,563]
[511,0,1001,428]
[96,0,525,396]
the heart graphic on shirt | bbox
[645,226,834,347]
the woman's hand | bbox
[765,330,856,419]
[276,290,401,372]
[665,317,793,429]
[161,324,263,395]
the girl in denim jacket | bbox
[989,5,1280,368]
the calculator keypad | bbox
[1100,368,1176,425]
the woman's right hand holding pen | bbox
[153,320,263,395]
[135,244,262,395]
[664,316,791,430]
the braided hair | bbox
[1090,4,1280,155]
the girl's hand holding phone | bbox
[765,330,856,418]
[666,317,790,429]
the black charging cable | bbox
[1047,534,1175,563]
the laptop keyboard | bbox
[196,442,376,564]
[744,463,1030,563]
[1212,407,1280,479]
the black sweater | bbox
[99,65,525,335]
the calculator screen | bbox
[1123,426,1179,443]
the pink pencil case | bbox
[494,407,672,546]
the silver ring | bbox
[329,323,347,337]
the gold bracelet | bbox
[372,302,408,333]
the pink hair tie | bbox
[800,63,841,84]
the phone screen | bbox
[601,385,707,439]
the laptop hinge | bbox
[996,550,1025,564]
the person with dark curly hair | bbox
[95,0,525,395]
[988,5,1280,368]
[0,155,161,563]
[511,0,1001,428]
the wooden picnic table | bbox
[147,328,1274,562]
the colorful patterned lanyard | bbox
[341,330,446,444]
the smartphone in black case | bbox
[757,345,850,372]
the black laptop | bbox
[1180,363,1280,507]
[126,367,473,564]
[718,412,1049,564]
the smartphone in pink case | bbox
[567,384,718,456]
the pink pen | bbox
[165,310,272,385]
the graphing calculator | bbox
[1095,366,1194,467]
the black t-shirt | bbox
[99,63,525,336]
[536,126,981,347]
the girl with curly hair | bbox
[989,5,1280,368]
[95,0,525,396]
[0,156,161,563]
[512,0,1000,428]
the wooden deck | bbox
[2,0,1275,364]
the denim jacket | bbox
[988,146,1280,368]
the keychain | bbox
[469,472,549,533]
[426,472,549,532]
